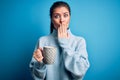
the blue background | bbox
[0,0,120,80]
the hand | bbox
[33,48,43,62]
[58,23,70,38]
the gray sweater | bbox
[29,29,90,80]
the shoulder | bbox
[69,30,86,43]
[37,34,54,47]
[72,34,86,44]
[71,34,87,50]
[38,34,52,42]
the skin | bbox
[34,6,70,62]
[52,7,70,38]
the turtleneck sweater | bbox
[29,29,90,80]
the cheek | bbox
[66,17,70,24]
[52,20,60,29]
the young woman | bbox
[29,1,90,80]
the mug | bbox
[42,46,56,64]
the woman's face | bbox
[52,6,70,30]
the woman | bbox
[29,1,90,80]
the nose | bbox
[60,16,64,23]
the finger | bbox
[59,23,62,37]
[37,56,43,62]
[61,23,65,36]
[61,23,64,34]
[66,24,68,30]
[63,24,66,34]
[38,47,43,53]
[34,49,41,57]
[34,52,39,58]
[58,25,60,38]
[62,24,67,37]
[38,49,43,57]
[38,47,42,50]
[59,23,62,34]
[33,51,43,60]
[35,49,40,56]
[62,25,65,37]
[38,56,43,62]
[34,55,43,62]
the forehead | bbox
[53,7,69,14]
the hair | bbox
[49,1,71,33]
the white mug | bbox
[42,46,56,64]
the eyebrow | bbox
[53,12,69,14]
[64,12,69,14]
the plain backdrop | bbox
[0,0,120,80]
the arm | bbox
[58,38,90,79]
[29,58,47,80]
[29,39,47,80]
